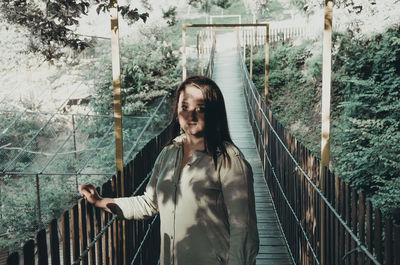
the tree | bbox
[188,0,231,13]
[335,26,400,215]
[0,0,148,60]
[162,6,178,26]
[243,0,271,18]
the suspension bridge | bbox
[3,24,398,265]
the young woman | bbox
[79,76,259,265]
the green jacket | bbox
[115,135,259,265]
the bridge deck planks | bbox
[212,45,293,265]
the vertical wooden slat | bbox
[23,240,35,265]
[330,172,335,265]
[78,199,88,265]
[343,183,350,265]
[116,171,123,265]
[86,202,96,265]
[37,229,48,265]
[358,193,365,265]
[351,190,357,265]
[384,218,393,265]
[94,202,103,265]
[335,176,340,265]
[71,204,80,262]
[374,208,383,263]
[101,210,108,265]
[109,212,114,265]
[49,219,60,265]
[102,182,110,265]
[111,176,117,265]
[6,252,19,265]
[394,223,400,265]
[365,200,373,265]
[62,210,71,265]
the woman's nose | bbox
[189,108,198,120]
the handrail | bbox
[238,44,382,265]
[205,35,215,78]
[72,171,154,264]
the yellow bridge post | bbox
[320,1,333,264]
[110,0,126,264]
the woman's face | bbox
[177,85,206,138]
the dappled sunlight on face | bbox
[177,85,206,138]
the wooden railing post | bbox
[49,219,60,265]
[35,174,42,227]
[109,1,126,263]
[265,24,269,104]
[23,240,34,265]
[200,30,204,76]
[320,1,333,264]
[250,26,254,79]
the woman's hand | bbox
[79,184,102,206]
[78,184,117,214]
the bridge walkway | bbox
[212,41,293,265]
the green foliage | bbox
[90,31,181,116]
[0,0,148,60]
[162,6,178,26]
[0,173,80,250]
[248,41,322,155]
[335,26,400,214]
[0,113,50,172]
[249,25,400,216]
[188,0,232,12]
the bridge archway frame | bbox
[209,15,241,24]
[182,23,270,102]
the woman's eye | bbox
[197,107,206,113]
[182,105,188,111]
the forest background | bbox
[0,0,399,252]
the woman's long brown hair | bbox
[168,75,233,169]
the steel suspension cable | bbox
[2,82,85,173]
[0,109,28,139]
[0,109,151,119]
[124,94,168,162]
[76,122,115,174]
[239,52,380,265]
[3,172,114,176]
[130,215,158,265]
[39,110,92,174]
